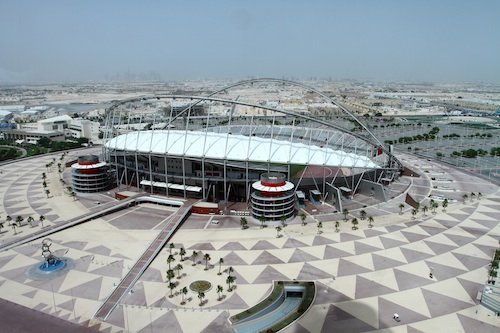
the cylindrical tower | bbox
[251,172,296,222]
[71,155,115,193]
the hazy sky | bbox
[1,0,499,84]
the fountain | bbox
[26,238,74,280]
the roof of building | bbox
[105,130,379,169]
[38,115,72,124]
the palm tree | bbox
[470,192,476,202]
[179,247,186,261]
[16,215,24,227]
[168,282,176,298]
[45,189,50,198]
[180,286,188,305]
[367,216,374,228]
[198,291,205,306]
[39,215,45,228]
[411,208,418,219]
[334,221,340,232]
[203,253,211,270]
[27,216,35,227]
[42,172,46,180]
[359,210,367,220]
[175,263,183,279]
[478,192,482,200]
[42,180,47,188]
[275,226,282,238]
[191,250,198,266]
[351,218,359,230]
[169,243,175,254]
[300,213,307,226]
[442,199,448,212]
[217,285,224,300]
[226,275,236,291]
[431,201,438,214]
[317,221,323,234]
[0,221,4,233]
[71,191,77,200]
[227,266,234,276]
[398,203,405,214]
[342,208,349,221]
[218,258,224,275]
[167,254,175,270]
[11,222,18,235]
[462,194,468,204]
[259,215,266,229]
[422,205,428,216]
[166,269,175,283]
[280,215,287,228]
[240,217,248,230]
[6,215,12,226]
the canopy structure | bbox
[106,130,379,169]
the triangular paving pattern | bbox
[434,218,457,229]
[222,251,247,266]
[314,281,352,304]
[459,226,489,237]
[470,218,498,230]
[252,251,284,265]
[22,290,38,298]
[337,259,371,277]
[423,261,467,280]
[451,252,490,271]
[60,277,103,300]
[378,297,430,329]
[353,241,381,255]
[400,230,429,243]
[472,243,497,258]
[421,289,473,317]
[378,235,409,250]
[394,269,433,291]
[457,313,500,333]
[339,232,363,242]
[422,237,457,255]
[250,240,278,250]
[443,233,475,247]
[323,245,352,259]
[363,228,386,238]
[105,306,125,329]
[282,238,309,248]
[385,224,406,232]
[447,212,470,222]
[200,311,233,333]
[0,254,17,269]
[218,242,247,251]
[140,267,163,282]
[296,263,331,280]
[456,278,486,302]
[62,241,88,251]
[90,262,123,278]
[57,299,75,312]
[139,311,183,333]
[371,253,406,271]
[355,276,397,298]
[220,292,249,309]
[85,245,112,256]
[312,235,335,246]
[320,304,376,333]
[418,225,445,236]
[253,265,291,284]
[400,247,434,263]
[188,242,216,251]
[288,248,321,263]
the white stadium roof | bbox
[105,130,379,169]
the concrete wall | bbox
[358,179,387,202]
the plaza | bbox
[0,146,499,332]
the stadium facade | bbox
[102,78,402,216]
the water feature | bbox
[26,238,74,280]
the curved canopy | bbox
[106,130,379,169]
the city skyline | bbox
[1,0,499,84]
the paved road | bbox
[0,298,93,333]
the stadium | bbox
[102,78,403,219]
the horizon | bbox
[1,1,500,85]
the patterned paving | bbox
[0,152,499,332]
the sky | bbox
[0,0,499,84]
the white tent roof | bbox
[106,130,379,169]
